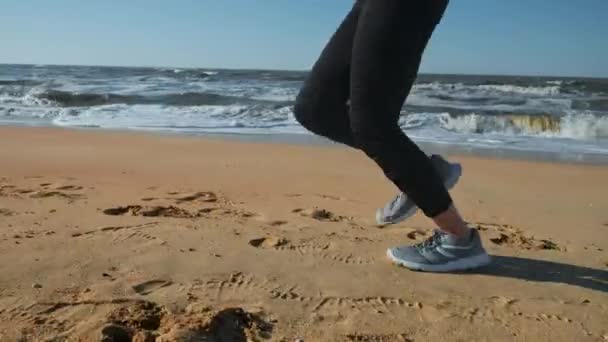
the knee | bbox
[293,91,323,133]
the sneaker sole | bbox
[386,248,491,272]
[375,163,463,225]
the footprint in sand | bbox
[315,193,345,201]
[405,229,431,240]
[324,252,376,265]
[16,189,35,194]
[284,193,346,201]
[485,296,520,308]
[292,208,347,222]
[104,300,272,341]
[0,208,15,216]
[311,295,415,316]
[132,279,173,296]
[104,202,257,221]
[250,236,328,252]
[193,272,275,303]
[0,186,26,197]
[54,185,84,191]
[193,273,416,323]
[269,220,288,226]
[249,236,290,248]
[345,333,412,341]
[29,190,85,201]
[38,183,84,191]
[131,191,257,219]
[489,233,559,251]
[1,181,85,201]
[103,205,195,218]
[471,222,561,251]
[194,272,318,305]
[12,229,55,239]
[167,191,219,204]
[249,236,374,265]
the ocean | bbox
[2,64,608,160]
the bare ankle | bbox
[432,205,469,237]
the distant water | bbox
[2,64,608,159]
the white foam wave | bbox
[414,82,561,96]
[250,87,297,102]
[52,104,298,132]
[406,93,572,115]
[478,84,560,96]
[401,112,608,155]
[0,86,54,110]
[432,112,608,140]
[407,81,574,115]
[557,113,608,140]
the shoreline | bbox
[2,122,608,165]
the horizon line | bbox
[1,62,607,80]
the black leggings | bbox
[293,0,451,218]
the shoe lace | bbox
[415,230,443,251]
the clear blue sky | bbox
[2,0,607,77]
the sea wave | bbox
[401,112,608,140]
[414,82,562,96]
[51,104,297,130]
[0,80,44,86]
[33,90,286,107]
[3,64,608,156]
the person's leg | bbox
[293,1,364,147]
[349,0,453,221]
[376,154,462,225]
[349,0,489,271]
[294,0,462,223]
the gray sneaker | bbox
[386,229,491,272]
[376,155,462,225]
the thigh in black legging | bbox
[349,0,452,218]
[293,1,365,148]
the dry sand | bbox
[0,126,607,341]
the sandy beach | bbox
[0,126,607,341]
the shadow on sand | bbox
[474,255,608,293]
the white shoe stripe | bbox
[435,246,457,258]
[441,243,474,250]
